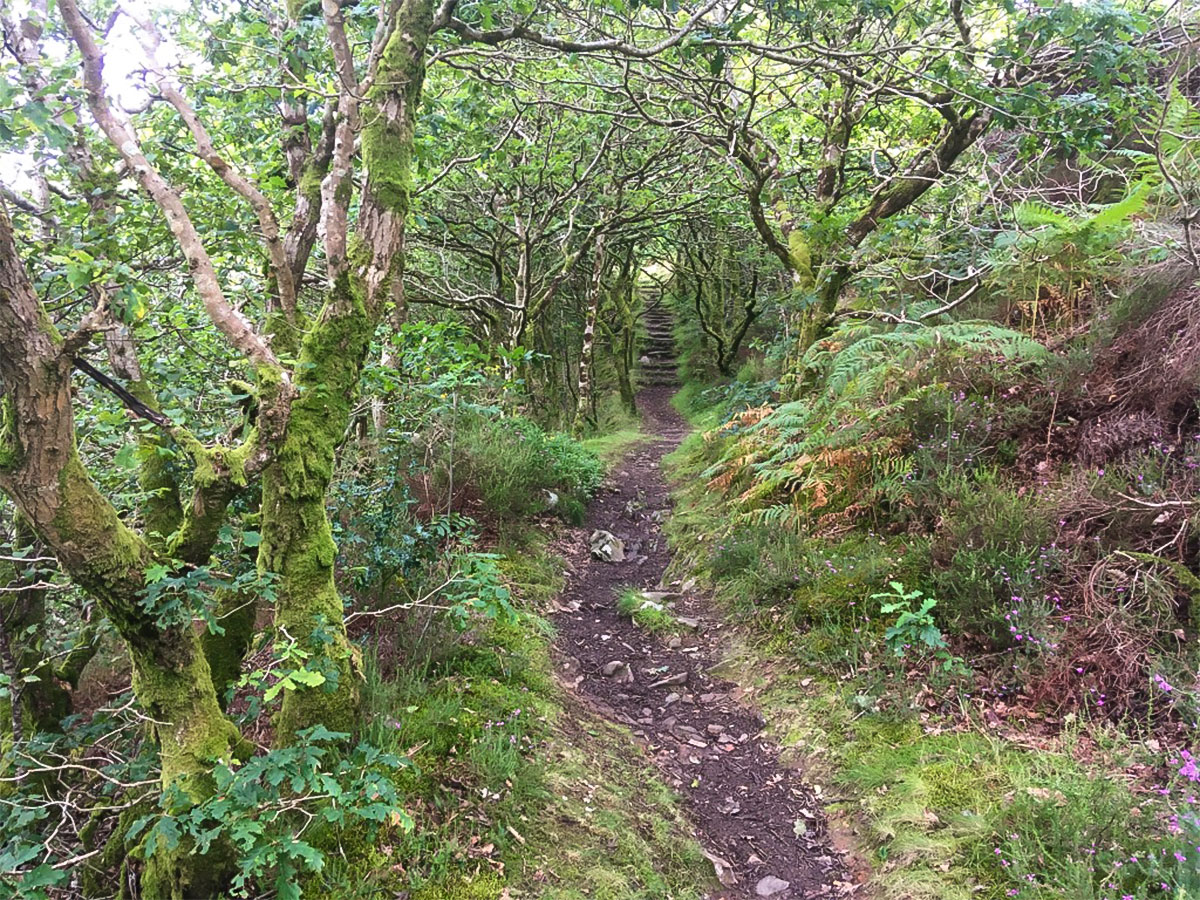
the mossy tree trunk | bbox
[264,0,435,740]
[574,233,607,433]
[603,245,639,416]
[0,514,74,744]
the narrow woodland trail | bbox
[551,384,850,899]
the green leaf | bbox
[145,563,170,582]
[289,668,327,688]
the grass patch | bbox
[615,587,679,634]
[452,414,604,524]
[495,526,567,612]
[669,382,725,430]
[581,427,644,467]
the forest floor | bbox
[549,387,854,900]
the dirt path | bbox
[552,387,848,899]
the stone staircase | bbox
[638,290,679,387]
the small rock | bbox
[589,530,626,562]
[702,850,738,887]
[601,661,633,682]
[756,876,791,897]
[664,692,681,705]
[707,724,725,735]
[675,615,701,630]
[667,635,682,649]
[641,590,681,604]
[648,671,688,689]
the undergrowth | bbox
[348,529,710,898]
[333,404,710,898]
[664,289,1200,900]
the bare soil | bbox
[551,387,850,899]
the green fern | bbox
[1013,202,1073,230]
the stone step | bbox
[640,304,676,383]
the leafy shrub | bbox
[873,581,968,680]
[131,727,410,900]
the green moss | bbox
[923,762,988,815]
[0,394,20,470]
[81,802,151,899]
[261,280,377,740]
[298,161,323,202]
[361,0,431,215]
[52,454,149,609]
[201,587,258,708]
[412,873,506,900]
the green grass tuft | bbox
[615,587,679,634]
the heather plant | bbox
[993,742,1200,899]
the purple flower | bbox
[1179,750,1199,782]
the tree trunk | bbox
[574,234,607,433]
[260,288,373,737]
[0,203,247,897]
[265,0,434,741]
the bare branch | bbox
[58,0,282,372]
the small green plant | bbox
[129,726,411,900]
[872,582,968,679]
[873,581,946,657]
